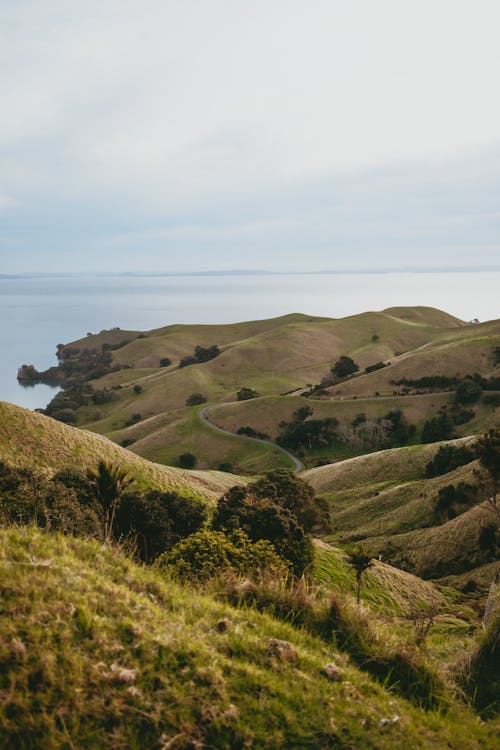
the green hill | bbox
[34,305,499,474]
[303,440,499,587]
[0,401,244,502]
[0,526,497,749]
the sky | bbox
[1,0,500,273]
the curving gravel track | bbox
[199,405,303,473]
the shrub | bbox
[178,452,196,469]
[455,378,482,404]
[236,426,269,439]
[365,362,387,374]
[421,413,456,443]
[115,491,207,562]
[133,385,143,394]
[218,462,234,473]
[125,413,142,427]
[211,483,314,576]
[159,357,171,367]
[186,393,206,406]
[236,387,260,400]
[425,444,475,477]
[179,355,197,368]
[156,529,288,582]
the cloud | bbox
[1,1,500,271]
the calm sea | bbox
[1,271,498,410]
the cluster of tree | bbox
[392,372,500,403]
[331,356,359,379]
[301,355,361,398]
[236,426,270,439]
[210,470,328,575]
[0,460,207,563]
[91,388,120,405]
[435,483,478,520]
[421,407,464,443]
[364,361,388,374]
[341,409,416,452]
[425,444,475,477]
[179,345,221,368]
[42,383,94,424]
[158,469,330,580]
[186,393,206,406]
[391,375,457,390]
[276,406,339,451]
[236,387,260,401]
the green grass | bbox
[58,305,499,470]
[1,526,498,749]
[0,401,245,503]
[109,406,295,474]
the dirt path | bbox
[199,405,303,473]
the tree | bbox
[475,429,500,516]
[346,546,373,605]
[455,378,482,405]
[425,444,474,478]
[115,490,206,562]
[236,387,260,401]
[87,461,134,542]
[211,485,314,576]
[332,356,359,379]
[249,469,330,533]
[421,413,456,443]
[178,452,196,469]
[186,393,206,406]
[159,357,171,367]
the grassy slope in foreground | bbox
[0,526,497,750]
[0,401,244,502]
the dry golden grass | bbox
[0,401,245,502]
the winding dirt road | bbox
[199,405,303,473]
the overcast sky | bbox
[1,0,500,273]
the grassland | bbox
[44,306,498,474]
[1,526,498,749]
[0,401,245,503]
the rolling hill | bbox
[0,401,245,503]
[31,306,500,474]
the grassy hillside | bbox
[39,305,500,473]
[1,526,498,749]
[302,439,499,586]
[0,401,244,502]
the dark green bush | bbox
[425,444,475,477]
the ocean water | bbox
[0,271,498,410]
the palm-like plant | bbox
[88,461,135,542]
[346,546,373,605]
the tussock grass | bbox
[2,527,497,748]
